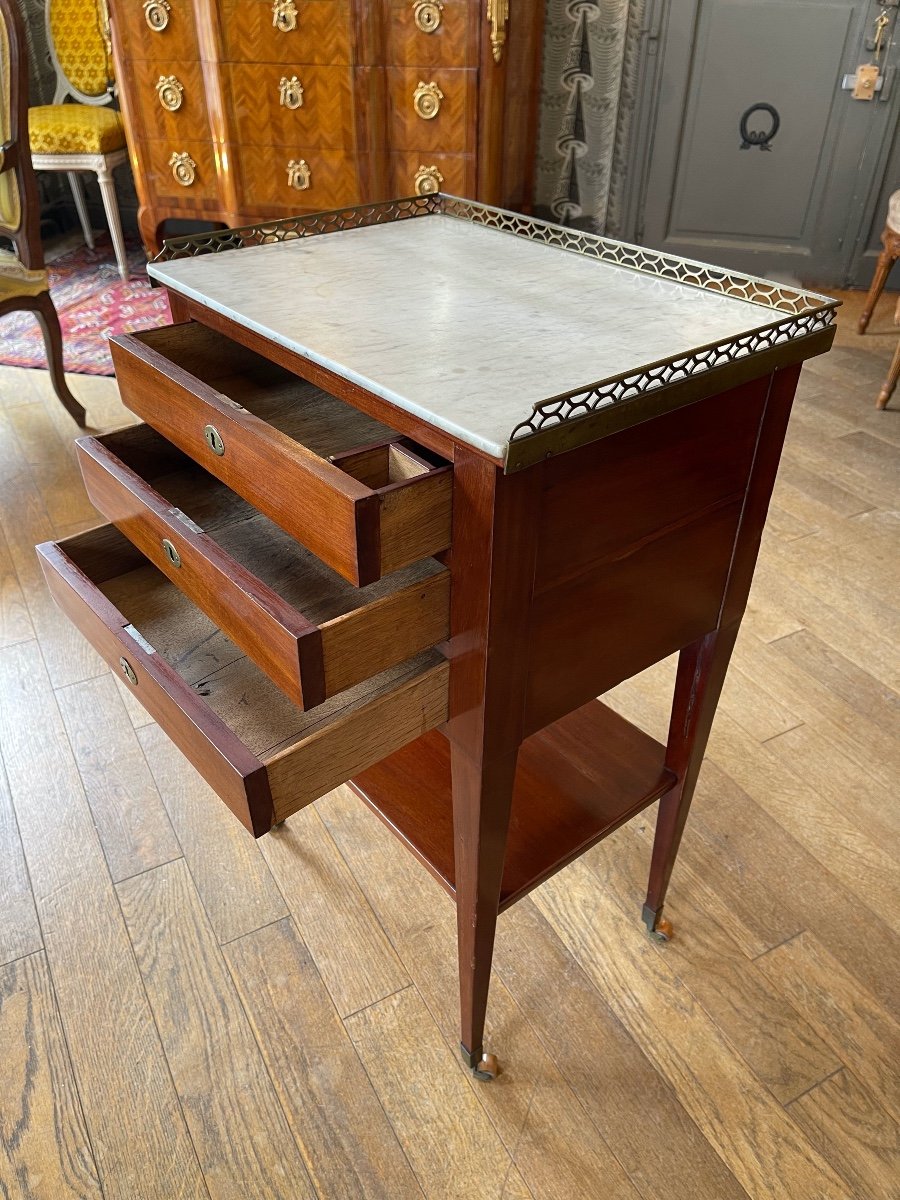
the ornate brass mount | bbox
[413,0,443,33]
[168,150,196,186]
[272,0,298,32]
[414,164,443,195]
[279,75,304,110]
[287,158,311,189]
[143,0,171,31]
[486,0,508,63]
[413,80,444,120]
[156,74,184,112]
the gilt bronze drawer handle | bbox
[287,158,311,190]
[414,164,443,195]
[487,0,508,62]
[413,80,443,120]
[143,0,171,32]
[414,0,443,33]
[272,0,298,31]
[156,74,184,112]
[279,75,304,110]
[168,150,196,186]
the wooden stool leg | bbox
[31,292,87,427]
[452,747,517,1075]
[643,625,739,936]
[877,336,900,409]
[858,235,895,334]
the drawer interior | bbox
[132,322,400,458]
[62,524,446,765]
[94,425,447,630]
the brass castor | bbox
[649,917,674,942]
[472,1053,500,1081]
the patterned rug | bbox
[0,234,171,376]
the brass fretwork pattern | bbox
[152,194,838,450]
[505,307,836,444]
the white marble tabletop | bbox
[149,215,803,459]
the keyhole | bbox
[162,537,181,568]
[204,424,225,455]
[119,656,138,686]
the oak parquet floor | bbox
[0,292,897,1198]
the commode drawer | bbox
[109,322,453,586]
[76,423,450,709]
[37,526,449,837]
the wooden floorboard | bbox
[0,293,897,1197]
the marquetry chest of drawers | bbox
[39,197,836,1078]
[108,0,543,253]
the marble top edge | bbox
[147,200,838,461]
[152,193,838,321]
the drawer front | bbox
[38,529,449,835]
[125,59,209,143]
[390,151,474,198]
[220,0,352,64]
[233,144,360,216]
[109,326,453,586]
[136,138,221,205]
[37,536,274,836]
[76,429,451,708]
[226,63,354,150]
[387,67,476,153]
[114,0,200,63]
[386,0,476,67]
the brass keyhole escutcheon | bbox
[204,424,225,455]
[414,164,444,195]
[156,74,184,112]
[413,80,444,120]
[279,75,304,110]
[169,151,196,186]
[287,158,311,190]
[272,0,298,31]
[161,537,182,568]
[413,0,443,33]
[119,656,138,686]
[143,0,171,31]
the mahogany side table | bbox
[38,196,837,1078]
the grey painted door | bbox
[629,0,900,287]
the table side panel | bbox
[524,378,772,735]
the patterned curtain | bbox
[535,0,645,236]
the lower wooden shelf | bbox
[349,699,676,911]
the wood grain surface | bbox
[0,294,896,1197]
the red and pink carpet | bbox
[0,234,171,377]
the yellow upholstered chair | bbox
[0,0,86,424]
[29,0,129,280]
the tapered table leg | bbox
[452,747,518,1071]
[643,624,739,936]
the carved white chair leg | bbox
[96,161,128,281]
[67,171,94,249]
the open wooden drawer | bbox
[76,423,450,709]
[37,525,449,836]
[109,322,453,586]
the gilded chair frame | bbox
[31,0,129,280]
[0,0,86,424]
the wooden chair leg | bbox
[96,161,129,282]
[67,171,94,250]
[31,291,87,426]
[877,336,900,409]
[858,235,896,334]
